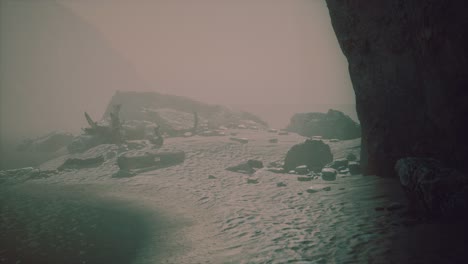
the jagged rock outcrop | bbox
[326,1,468,177]
[102,91,268,136]
[17,132,74,153]
[286,109,360,140]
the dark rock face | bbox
[396,158,468,217]
[284,139,333,172]
[326,1,468,176]
[58,156,104,171]
[286,109,360,140]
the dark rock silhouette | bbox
[283,139,333,172]
[286,109,360,140]
[396,158,468,217]
[102,91,268,136]
[326,1,468,177]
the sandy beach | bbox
[3,130,467,264]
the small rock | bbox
[278,131,289,135]
[339,187,345,190]
[326,159,349,169]
[322,186,331,191]
[268,128,278,133]
[294,165,309,175]
[208,175,217,179]
[297,176,313,182]
[375,207,385,211]
[321,168,337,181]
[277,182,287,187]
[306,187,320,194]
[346,153,357,161]
[269,138,279,143]
[247,178,259,184]
[329,139,340,142]
[297,192,303,195]
[288,170,297,174]
[348,162,361,175]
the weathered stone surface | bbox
[117,151,185,171]
[284,139,333,172]
[17,131,74,153]
[396,158,468,217]
[321,168,337,181]
[348,162,361,175]
[58,156,104,170]
[326,159,349,169]
[286,109,360,140]
[294,165,309,175]
[326,1,468,176]
[226,159,263,175]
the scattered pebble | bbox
[276,182,287,187]
[247,178,259,184]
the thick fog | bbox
[0,0,354,143]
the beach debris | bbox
[284,139,333,173]
[226,159,263,175]
[58,156,104,170]
[276,182,287,187]
[321,168,337,181]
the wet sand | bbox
[0,184,181,264]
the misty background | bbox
[0,0,355,145]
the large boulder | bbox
[326,1,468,177]
[396,158,468,217]
[284,139,333,172]
[286,109,360,140]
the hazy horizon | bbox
[1,0,354,142]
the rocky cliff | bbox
[326,1,468,177]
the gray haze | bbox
[0,0,354,143]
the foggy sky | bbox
[0,0,354,142]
